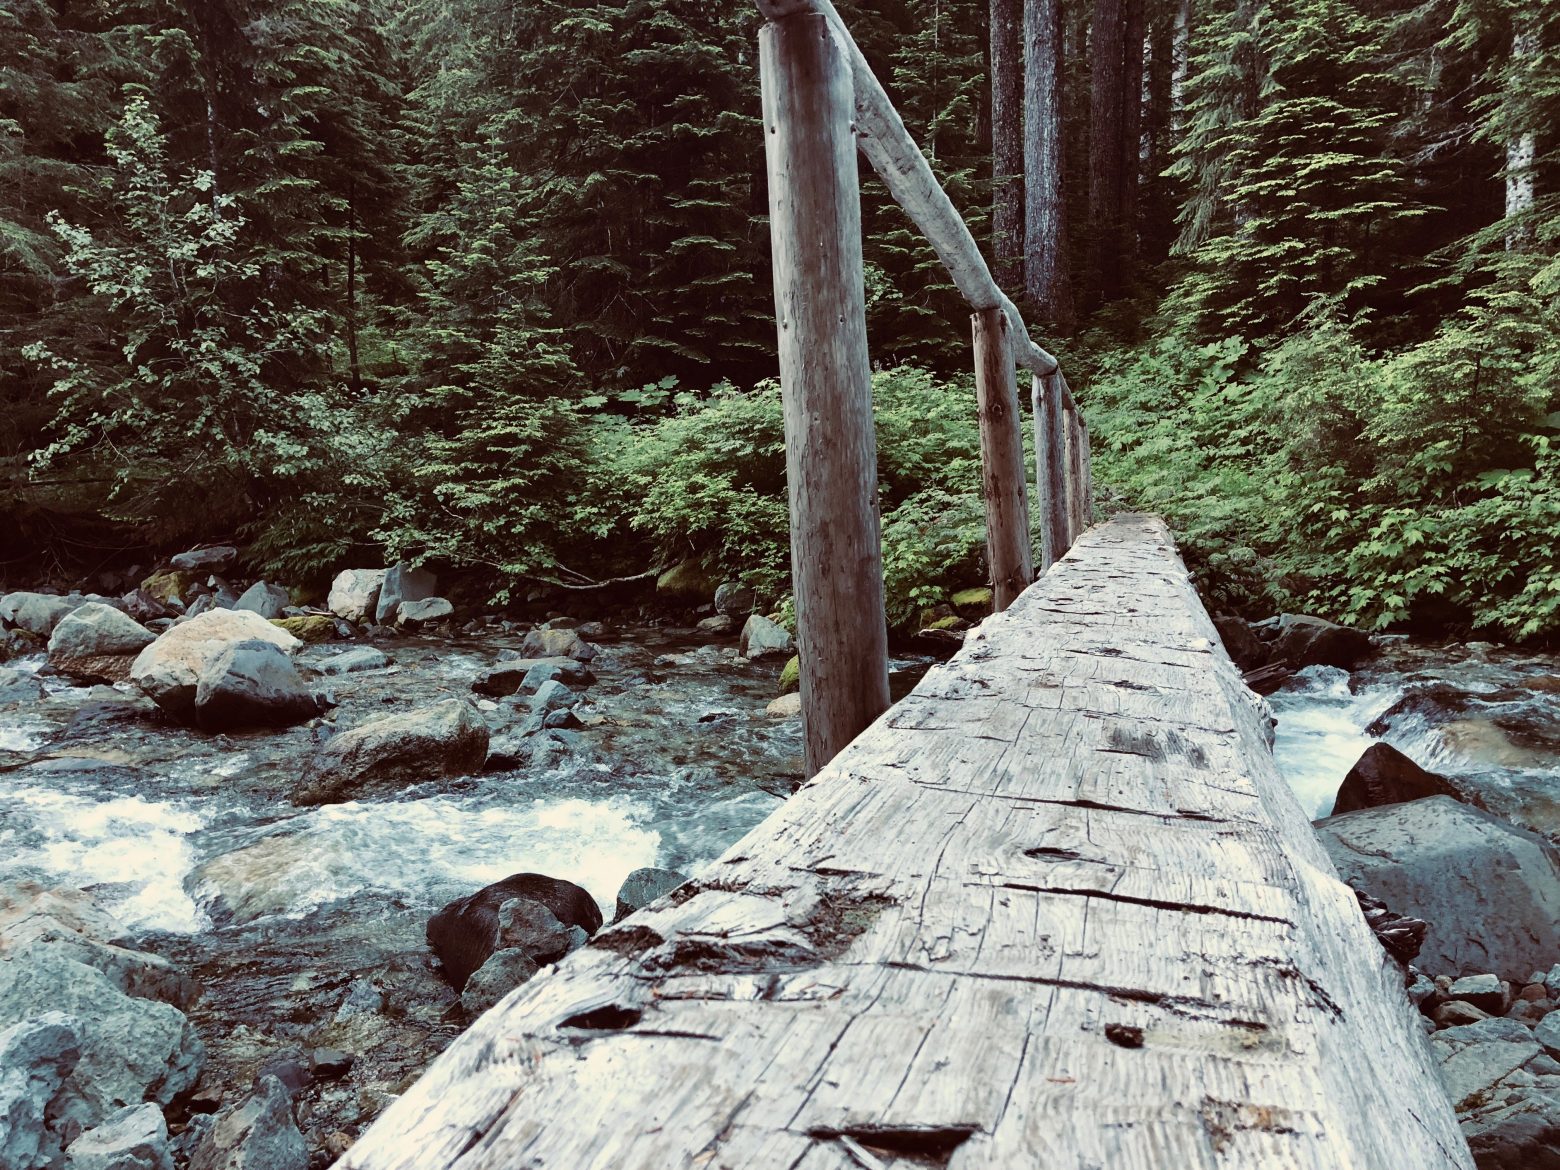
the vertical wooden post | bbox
[760,13,890,777]
[1060,398,1078,546]
[1031,372,1070,569]
[1079,416,1095,529]
[972,308,1033,610]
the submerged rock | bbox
[1332,742,1475,816]
[473,657,593,698]
[426,873,602,992]
[193,641,320,732]
[314,647,389,675]
[325,570,386,625]
[293,699,488,805]
[130,610,301,723]
[1315,796,1560,979]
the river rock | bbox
[713,582,756,616]
[459,949,539,1016]
[529,680,574,717]
[187,1075,305,1170]
[375,564,438,625]
[517,628,596,662]
[1,628,43,662]
[767,693,802,718]
[395,597,452,626]
[1211,615,1265,670]
[696,614,734,634]
[130,610,301,722]
[1,592,83,636]
[293,699,488,805]
[1315,796,1560,979]
[314,647,388,675]
[0,1013,81,1170]
[46,604,156,684]
[325,570,385,624]
[0,947,203,1135]
[1332,743,1474,816]
[0,667,45,706]
[473,657,593,698]
[655,560,717,603]
[426,874,602,992]
[1428,1016,1560,1170]
[1267,613,1374,670]
[267,615,336,643]
[167,547,238,573]
[193,641,320,732]
[139,571,200,610]
[739,614,793,660]
[232,583,289,620]
[1449,973,1513,1016]
[66,1102,172,1170]
[613,868,686,923]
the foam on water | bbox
[1269,666,1402,818]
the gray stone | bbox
[1431,1018,1560,1169]
[1269,613,1375,670]
[1407,971,1437,1010]
[375,564,439,625]
[613,867,687,923]
[1315,796,1560,979]
[130,611,300,722]
[0,949,203,1136]
[738,614,793,660]
[193,641,319,732]
[314,647,389,676]
[517,628,596,662]
[187,1076,305,1170]
[529,680,575,717]
[1450,973,1512,1016]
[325,570,386,625]
[574,622,609,640]
[331,980,382,1023]
[1535,1012,1560,1059]
[232,583,289,621]
[167,547,237,573]
[65,1102,172,1170]
[395,597,452,626]
[47,604,154,662]
[525,658,593,691]
[1432,1017,1542,1107]
[0,668,45,706]
[1546,964,1560,1000]
[1,593,83,636]
[1434,1000,1491,1028]
[426,875,601,991]
[293,699,488,805]
[713,582,756,616]
[696,614,734,634]
[459,949,539,1017]
[0,1013,81,1170]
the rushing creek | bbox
[1,621,1556,1141]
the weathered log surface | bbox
[344,516,1471,1170]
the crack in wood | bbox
[987,880,1297,926]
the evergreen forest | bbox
[3,0,1557,639]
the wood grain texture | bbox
[1033,372,1071,570]
[344,516,1471,1170]
[972,308,1034,610]
[759,13,890,776]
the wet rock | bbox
[473,657,593,698]
[168,548,238,574]
[767,693,802,718]
[331,981,382,1024]
[0,628,44,662]
[187,1075,306,1170]
[1436,1000,1493,1028]
[529,680,574,718]
[395,598,452,627]
[325,571,386,625]
[713,582,756,617]
[233,584,289,621]
[613,868,686,923]
[0,947,204,1135]
[1211,615,1265,671]
[131,610,301,723]
[517,628,595,662]
[574,621,609,640]
[314,648,388,676]
[374,565,438,625]
[1434,1017,1541,1105]
[1536,1013,1560,1059]
[267,616,336,644]
[0,667,46,705]
[293,699,488,805]
[0,1013,81,1170]
[65,1102,172,1170]
[1450,974,1513,1016]
[1332,743,1475,816]
[426,874,602,992]
[1268,613,1374,670]
[1431,1017,1560,1170]
[254,1054,310,1097]
[1315,796,1560,979]
[307,1050,352,1081]
[696,614,734,635]
[739,615,793,660]
[778,656,799,695]
[655,560,717,603]
[1,592,83,636]
[459,949,539,1016]
[193,641,320,732]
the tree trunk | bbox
[1170,0,1192,131]
[1088,0,1125,303]
[1023,0,1074,331]
[990,0,1025,291]
[1505,13,1537,252]
[1117,0,1145,274]
[1140,0,1176,261]
[346,181,361,393]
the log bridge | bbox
[345,4,1473,1167]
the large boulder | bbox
[1211,614,1265,671]
[46,604,155,684]
[193,641,320,732]
[713,582,756,617]
[374,563,438,625]
[517,628,596,662]
[187,1076,306,1170]
[66,1102,172,1170]
[0,1013,81,1170]
[613,867,686,923]
[395,597,452,626]
[427,873,602,992]
[1315,796,1560,979]
[739,614,794,660]
[293,699,488,805]
[655,560,717,603]
[232,583,289,620]
[129,610,300,723]
[325,569,386,624]
[1267,613,1374,670]
[167,547,238,574]
[1332,742,1476,816]
[1,593,82,636]
[0,947,203,1135]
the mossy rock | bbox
[270,615,338,643]
[923,615,968,632]
[655,559,719,602]
[778,655,800,695]
[950,587,994,613]
[141,570,199,605]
